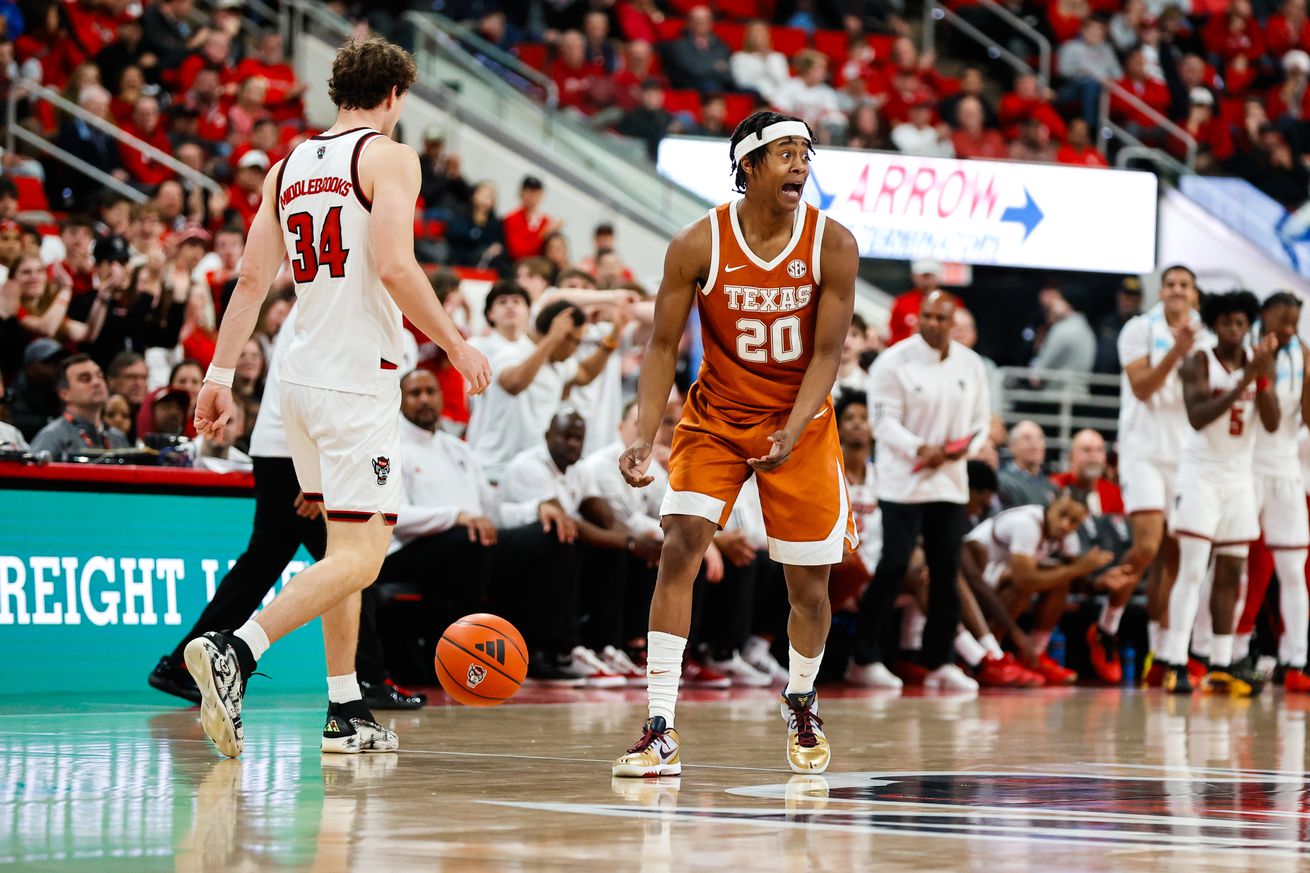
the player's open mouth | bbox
[781,182,803,200]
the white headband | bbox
[731,120,812,165]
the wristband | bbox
[601,336,619,352]
[205,364,235,388]
[1257,376,1271,393]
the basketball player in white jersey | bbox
[1115,265,1201,684]
[1235,292,1310,689]
[1163,291,1278,695]
[184,38,492,757]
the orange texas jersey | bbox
[695,199,826,421]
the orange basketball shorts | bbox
[659,386,858,566]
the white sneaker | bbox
[569,646,627,688]
[742,636,790,683]
[704,651,773,687]
[601,646,646,686]
[844,659,904,689]
[924,664,980,692]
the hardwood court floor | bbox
[5,686,1310,872]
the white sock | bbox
[1148,620,1160,654]
[1233,631,1252,663]
[1276,549,1310,668]
[1210,634,1234,668]
[786,644,824,696]
[954,631,987,667]
[979,633,1004,660]
[646,631,687,727]
[234,620,270,662]
[1166,537,1211,664]
[900,603,927,651]
[1157,626,1173,663]
[327,672,362,704]
[1099,603,1125,636]
[1031,629,1051,655]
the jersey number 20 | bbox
[287,207,349,283]
[736,316,803,364]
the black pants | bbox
[577,544,658,652]
[855,500,967,669]
[701,555,761,659]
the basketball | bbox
[435,613,529,706]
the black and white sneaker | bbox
[321,701,399,754]
[184,632,247,758]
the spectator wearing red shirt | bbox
[612,40,666,112]
[185,67,231,144]
[1110,47,1171,135]
[232,33,306,124]
[888,259,942,346]
[615,0,663,43]
[1048,0,1091,45]
[178,30,237,95]
[228,77,272,143]
[1267,0,1310,57]
[999,73,1068,142]
[1055,118,1110,167]
[550,30,607,115]
[1179,87,1234,170]
[119,95,176,188]
[1049,429,1123,516]
[503,176,562,263]
[65,0,131,61]
[1203,0,1266,66]
[1269,50,1310,121]
[950,95,1008,160]
[226,150,268,231]
[14,1,82,88]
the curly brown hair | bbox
[328,37,417,111]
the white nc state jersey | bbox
[1180,347,1257,475]
[276,127,404,396]
[1254,334,1304,474]
[1116,303,1208,464]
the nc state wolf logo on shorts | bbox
[371,456,390,486]
[466,663,487,688]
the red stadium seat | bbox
[1218,97,1245,127]
[722,93,757,128]
[813,30,849,65]
[664,89,703,120]
[515,42,549,72]
[716,0,772,20]
[769,26,809,57]
[654,17,686,42]
[667,0,700,13]
[714,21,747,52]
[12,176,49,212]
[867,34,896,60]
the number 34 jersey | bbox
[1180,346,1258,477]
[276,127,405,396]
[696,200,826,421]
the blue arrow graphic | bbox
[1001,187,1044,241]
[807,170,836,210]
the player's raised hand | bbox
[619,438,655,487]
[193,382,233,440]
[1173,320,1197,356]
[450,342,492,396]
[748,429,796,472]
[1252,332,1280,378]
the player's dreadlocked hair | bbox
[1261,290,1303,314]
[1200,289,1260,331]
[728,111,815,194]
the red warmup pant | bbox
[1237,496,1310,635]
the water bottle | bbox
[1122,646,1137,687]
[1048,628,1066,666]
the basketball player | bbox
[1234,292,1310,689]
[612,111,857,777]
[1163,291,1278,695]
[185,38,492,757]
[1115,265,1201,684]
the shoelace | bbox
[790,706,824,749]
[626,724,664,755]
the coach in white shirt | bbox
[465,300,618,482]
[855,291,991,691]
[384,369,584,682]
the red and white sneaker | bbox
[601,646,647,686]
[683,658,732,689]
[892,659,930,686]
[568,646,627,688]
[1086,624,1123,685]
[974,655,1034,688]
[1285,667,1310,693]
[1032,653,1077,686]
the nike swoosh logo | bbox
[650,669,670,675]
[724,264,747,273]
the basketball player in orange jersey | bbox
[185,38,491,757]
[612,111,858,776]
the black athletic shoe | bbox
[184,632,247,757]
[360,678,426,710]
[1163,663,1193,695]
[1204,657,1265,697]
[148,655,201,704]
[525,652,586,687]
[322,700,399,754]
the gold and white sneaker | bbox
[612,716,681,777]
[780,691,831,774]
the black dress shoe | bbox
[148,655,201,704]
[360,678,427,710]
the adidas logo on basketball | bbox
[475,638,507,664]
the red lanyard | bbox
[64,413,109,450]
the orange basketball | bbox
[435,613,528,706]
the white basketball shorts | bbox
[281,380,402,525]
[1118,452,1176,517]
[1255,470,1310,549]
[1170,465,1258,554]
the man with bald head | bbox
[997,420,1057,509]
[1050,428,1124,516]
[853,290,992,691]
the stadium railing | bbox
[923,0,1053,89]
[1097,82,1196,175]
[995,366,1121,464]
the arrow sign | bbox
[806,170,836,210]
[1001,187,1045,241]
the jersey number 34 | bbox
[736,315,803,364]
[287,206,349,283]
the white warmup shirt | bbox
[965,504,1081,587]
[583,440,665,538]
[468,331,534,364]
[391,416,501,553]
[1116,303,1207,465]
[498,444,601,527]
[1253,335,1305,478]
[846,460,883,574]
[569,321,626,457]
[868,334,991,504]
[465,343,580,482]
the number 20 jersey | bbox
[696,200,825,421]
[1180,345,1257,477]
[276,127,405,396]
